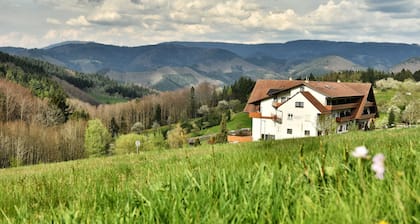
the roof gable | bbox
[245,79,374,113]
[301,91,330,114]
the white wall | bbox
[254,91,322,140]
[276,93,320,139]
[291,85,327,105]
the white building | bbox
[244,80,378,141]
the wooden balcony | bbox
[336,116,353,122]
[364,101,376,107]
[326,102,359,111]
[249,112,282,123]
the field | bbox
[197,112,252,136]
[0,127,419,223]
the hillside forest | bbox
[0,52,419,168]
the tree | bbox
[317,114,336,135]
[217,113,228,143]
[114,133,145,154]
[153,104,162,124]
[402,102,419,125]
[109,117,120,137]
[131,122,144,134]
[167,123,186,149]
[231,77,256,103]
[394,69,414,81]
[361,68,376,84]
[189,86,197,118]
[388,109,395,127]
[84,119,112,156]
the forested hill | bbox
[0,52,154,105]
[2,40,420,91]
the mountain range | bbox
[1,40,420,91]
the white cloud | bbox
[1,0,420,48]
[88,11,122,24]
[0,32,40,48]
[66,15,90,26]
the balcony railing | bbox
[336,116,353,122]
[326,102,359,111]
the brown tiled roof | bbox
[244,80,373,113]
[246,80,303,104]
[301,91,330,114]
[305,81,371,98]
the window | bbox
[300,86,304,92]
[281,96,287,102]
[304,130,310,136]
[287,129,293,134]
[261,134,275,140]
[287,113,293,120]
[295,101,304,108]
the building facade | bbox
[244,80,378,141]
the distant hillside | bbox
[390,57,420,73]
[1,40,420,91]
[0,52,153,105]
[0,43,282,91]
[173,40,420,71]
[288,56,365,77]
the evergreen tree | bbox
[217,113,228,143]
[388,109,395,127]
[153,104,162,124]
[189,86,196,118]
[109,117,120,137]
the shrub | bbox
[115,133,148,154]
[84,119,112,156]
[167,124,186,149]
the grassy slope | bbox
[374,88,397,125]
[0,128,418,223]
[197,112,252,136]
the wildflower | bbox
[351,146,369,158]
[378,220,389,224]
[372,153,385,180]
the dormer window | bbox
[281,96,287,102]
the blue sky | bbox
[1,0,419,48]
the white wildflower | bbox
[352,146,369,159]
[371,153,385,180]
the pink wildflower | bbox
[371,153,385,180]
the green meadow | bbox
[0,127,418,223]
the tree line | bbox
[316,68,420,84]
[0,51,256,168]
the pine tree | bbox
[189,86,196,119]
[388,109,395,127]
[217,113,228,143]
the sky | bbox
[0,0,419,48]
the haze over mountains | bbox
[1,40,420,91]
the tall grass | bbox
[0,127,418,223]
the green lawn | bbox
[0,127,418,223]
[197,112,252,136]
